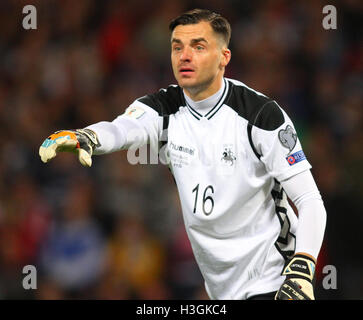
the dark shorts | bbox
[246,291,276,300]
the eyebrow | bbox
[171,37,208,45]
[191,37,208,45]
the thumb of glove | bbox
[77,147,92,167]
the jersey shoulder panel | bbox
[225,79,284,131]
[137,85,185,116]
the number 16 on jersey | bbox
[192,184,215,216]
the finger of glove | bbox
[77,148,92,167]
[55,136,78,152]
[275,287,295,300]
[275,279,313,300]
[39,137,78,163]
[39,143,58,163]
[293,278,315,300]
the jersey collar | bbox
[184,78,229,121]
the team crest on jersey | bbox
[221,146,236,166]
[278,125,297,152]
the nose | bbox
[180,46,192,62]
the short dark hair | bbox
[169,9,231,47]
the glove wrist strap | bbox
[76,129,100,149]
[282,254,315,283]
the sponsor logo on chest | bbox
[169,141,195,156]
[168,141,196,169]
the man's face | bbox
[171,21,230,97]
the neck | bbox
[183,74,224,101]
[183,78,225,114]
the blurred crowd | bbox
[0,0,361,299]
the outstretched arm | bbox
[87,103,162,155]
[39,101,163,166]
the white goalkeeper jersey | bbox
[88,78,312,299]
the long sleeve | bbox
[280,169,327,260]
[86,101,163,155]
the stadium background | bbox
[0,0,361,299]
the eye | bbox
[173,46,182,52]
[196,45,204,51]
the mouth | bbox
[179,67,195,76]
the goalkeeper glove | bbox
[275,253,316,300]
[39,128,100,167]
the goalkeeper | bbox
[39,9,326,300]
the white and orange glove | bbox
[39,129,100,167]
[275,253,316,300]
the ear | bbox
[220,48,231,68]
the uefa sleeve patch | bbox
[286,150,306,166]
[125,106,145,119]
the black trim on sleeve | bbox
[253,100,285,131]
[160,114,169,149]
[159,115,169,160]
[247,123,261,160]
[247,100,285,160]
[137,85,184,116]
[162,115,169,130]
[271,179,296,262]
[137,86,180,165]
[225,81,286,161]
[225,81,285,130]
